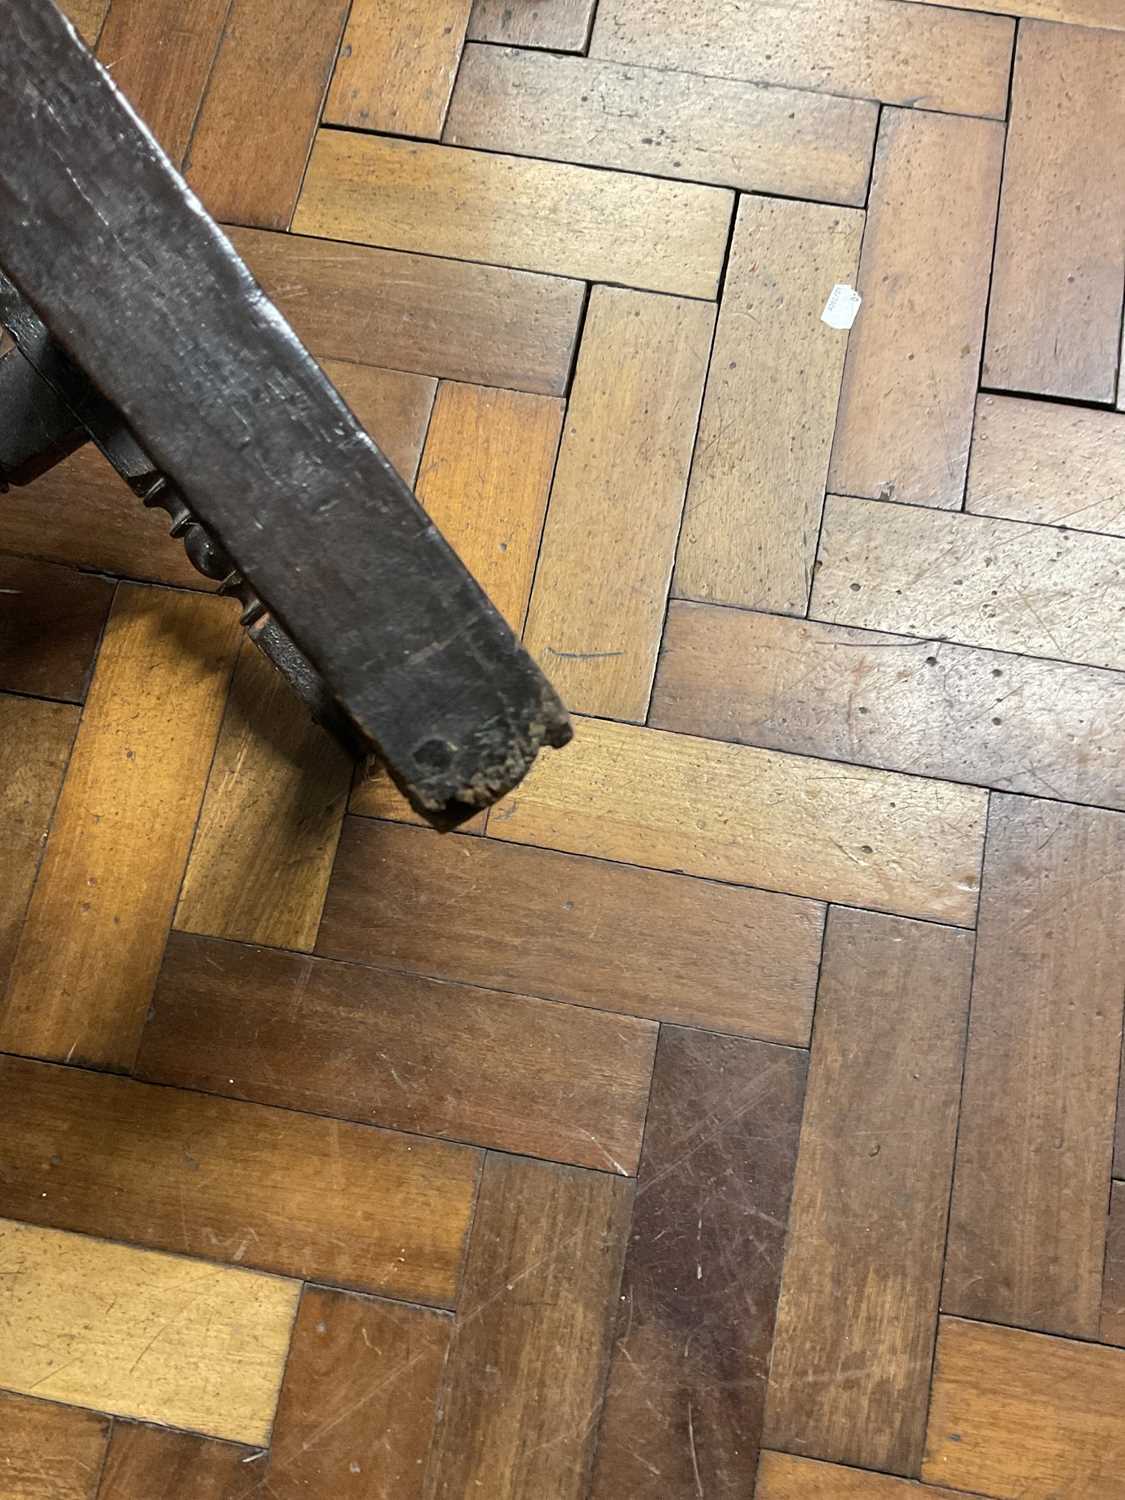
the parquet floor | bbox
[2,0,1125,1495]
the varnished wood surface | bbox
[4,5,1124,1491]
[318,816,824,1043]
[827,108,1004,508]
[943,796,1125,1338]
[446,46,878,205]
[490,715,986,925]
[591,1030,806,1498]
[983,21,1125,403]
[141,928,657,1172]
[764,910,973,1474]
[0,1217,299,1444]
[923,1317,1125,1499]
[653,602,1125,810]
[672,195,862,615]
[293,132,734,298]
[0,1390,109,1500]
[230,225,584,395]
[522,286,713,719]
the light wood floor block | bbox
[0,1218,299,1445]
[293,132,733,298]
[489,714,986,925]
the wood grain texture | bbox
[424,1154,632,1500]
[446,45,878,206]
[923,1317,1125,1499]
[0,1391,109,1500]
[348,758,486,830]
[983,21,1125,402]
[906,0,1125,25]
[415,380,564,630]
[94,0,229,165]
[292,132,733,299]
[322,360,435,485]
[0,555,112,701]
[97,1425,257,1499]
[590,0,1014,118]
[262,1286,450,1498]
[828,108,1004,509]
[141,929,657,1172]
[652,602,1125,811]
[60,0,109,44]
[0,586,240,1069]
[186,0,348,230]
[812,495,1125,670]
[489,715,986,925]
[175,638,351,951]
[522,286,714,719]
[229,225,583,396]
[672,195,863,614]
[0,695,77,994]
[944,796,1125,1337]
[590,1030,806,1499]
[468,0,595,48]
[0,1217,298,1445]
[325,0,472,137]
[967,393,1125,536]
[318,816,824,1044]
[0,444,212,589]
[756,1452,987,1498]
[1102,1181,1125,1346]
[764,909,973,1474]
[0,1053,477,1305]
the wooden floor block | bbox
[0,555,112,702]
[0,585,240,1070]
[93,0,228,165]
[0,694,77,994]
[907,0,1124,25]
[672,195,863,615]
[944,796,1125,1338]
[591,1030,806,1498]
[756,1452,984,1498]
[652,601,1125,811]
[828,108,1003,509]
[446,45,878,206]
[468,0,595,48]
[0,1390,109,1500]
[60,0,108,44]
[590,0,1014,118]
[967,394,1125,536]
[523,286,714,720]
[983,20,1125,403]
[318,817,824,1044]
[229,225,583,396]
[489,715,986,926]
[0,1053,477,1306]
[415,380,563,631]
[424,1154,631,1500]
[262,1286,450,1498]
[175,639,351,952]
[813,495,1125,670]
[97,1424,258,1498]
[0,445,212,590]
[0,1218,298,1445]
[1102,1182,1125,1346]
[292,132,733,299]
[321,360,435,485]
[923,1317,1125,1499]
[325,0,472,137]
[141,929,656,1173]
[185,0,348,230]
[765,909,973,1474]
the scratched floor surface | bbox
[2,0,1125,1496]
